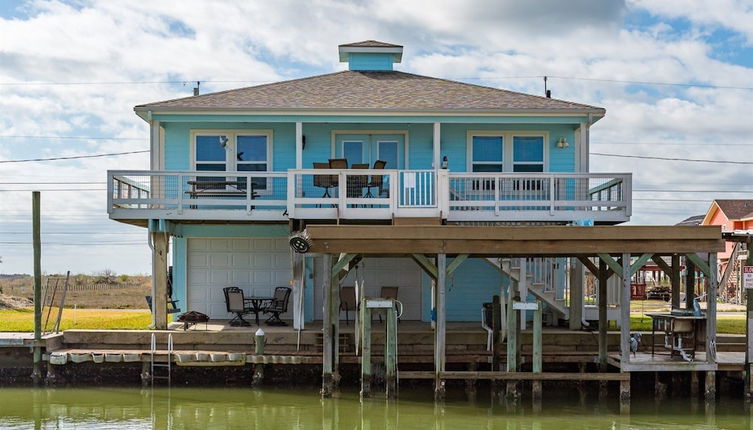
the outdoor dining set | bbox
[223,286,292,327]
[313,158,388,199]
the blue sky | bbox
[1,0,753,274]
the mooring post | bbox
[31,191,43,385]
[385,305,397,398]
[252,328,265,387]
[492,295,500,371]
[620,253,632,405]
[360,295,371,398]
[532,300,543,401]
[321,254,334,397]
[506,299,518,399]
[434,253,447,400]
[705,370,716,402]
[746,238,753,400]
[597,258,608,372]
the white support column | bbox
[433,122,441,169]
[295,121,303,170]
[149,117,161,170]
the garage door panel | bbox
[187,237,292,319]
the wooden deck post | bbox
[321,253,334,397]
[569,258,584,330]
[747,238,753,399]
[705,371,716,401]
[31,191,42,385]
[359,294,371,398]
[151,232,169,330]
[671,254,681,309]
[620,252,631,403]
[386,305,398,398]
[532,300,543,401]
[686,258,696,309]
[492,295,501,371]
[598,258,608,371]
[434,253,447,399]
[506,298,519,399]
[707,252,718,372]
[519,258,527,330]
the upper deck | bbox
[107,168,631,225]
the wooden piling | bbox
[532,301,543,401]
[360,295,371,398]
[32,191,42,385]
[151,232,169,330]
[434,253,447,400]
[492,295,501,371]
[670,254,681,309]
[506,299,518,399]
[321,254,334,397]
[385,306,397,398]
[747,238,753,400]
[597,258,608,372]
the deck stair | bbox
[486,257,569,319]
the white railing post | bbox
[177,174,184,214]
[287,171,296,219]
[391,171,398,217]
[493,176,500,217]
[437,169,449,219]
[339,171,347,218]
[549,174,555,216]
[246,174,253,214]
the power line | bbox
[592,141,752,146]
[0,150,148,164]
[0,135,145,141]
[634,189,753,193]
[0,232,143,235]
[0,189,106,192]
[591,152,753,165]
[545,75,753,91]
[0,181,106,185]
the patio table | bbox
[245,296,274,325]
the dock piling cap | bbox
[255,328,265,336]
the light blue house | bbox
[108,41,631,329]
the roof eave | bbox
[134,105,606,117]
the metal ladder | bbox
[150,332,173,386]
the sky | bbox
[1,0,753,275]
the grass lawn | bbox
[0,308,152,332]
[630,313,745,334]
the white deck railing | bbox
[447,172,631,223]
[108,170,630,223]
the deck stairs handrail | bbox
[486,257,569,318]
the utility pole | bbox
[31,191,42,384]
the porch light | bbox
[556,136,569,149]
[219,135,229,148]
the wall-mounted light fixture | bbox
[219,135,229,148]
[556,136,569,149]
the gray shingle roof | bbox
[136,70,604,113]
[339,40,402,48]
[713,200,753,220]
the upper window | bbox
[193,131,272,190]
[512,136,544,172]
[377,140,398,169]
[471,136,504,172]
[468,132,547,173]
[343,140,363,165]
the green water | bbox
[0,386,748,429]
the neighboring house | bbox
[108,41,632,329]
[702,200,753,301]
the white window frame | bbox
[331,130,409,168]
[190,129,274,194]
[466,130,549,173]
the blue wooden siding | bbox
[348,53,394,71]
[421,258,510,322]
[162,121,576,173]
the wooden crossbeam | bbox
[397,371,629,381]
[411,254,438,280]
[577,256,599,277]
[331,253,358,278]
[446,254,469,275]
[629,253,654,277]
[598,254,623,276]
[686,253,711,277]
[651,254,672,275]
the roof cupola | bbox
[338,40,403,71]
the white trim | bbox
[574,125,581,172]
[138,108,604,118]
[295,122,303,170]
[330,129,409,168]
[466,130,549,173]
[433,122,441,169]
[150,120,161,170]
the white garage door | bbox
[187,238,292,319]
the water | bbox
[0,386,748,429]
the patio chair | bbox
[340,286,357,326]
[263,286,292,326]
[378,286,400,323]
[347,163,370,199]
[365,160,386,198]
[223,287,252,327]
[313,162,336,199]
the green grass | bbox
[0,308,152,332]
[630,314,745,334]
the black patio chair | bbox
[263,286,292,326]
[145,295,181,314]
[223,287,252,327]
[340,286,357,326]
